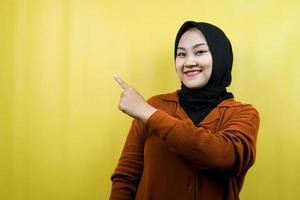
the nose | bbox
[184,55,197,68]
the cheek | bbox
[197,58,212,75]
[175,60,183,72]
[197,54,212,66]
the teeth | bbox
[185,70,201,74]
[184,70,202,77]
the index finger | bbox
[113,75,130,90]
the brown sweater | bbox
[110,91,260,200]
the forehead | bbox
[178,28,207,46]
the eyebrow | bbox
[177,43,208,50]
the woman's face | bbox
[175,28,213,89]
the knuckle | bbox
[118,104,123,111]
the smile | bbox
[184,70,202,77]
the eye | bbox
[177,52,186,57]
[195,50,207,55]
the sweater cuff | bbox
[145,109,178,141]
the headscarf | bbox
[175,21,234,125]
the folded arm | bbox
[145,105,259,175]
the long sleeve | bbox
[110,119,146,200]
[145,104,260,175]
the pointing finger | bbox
[113,75,131,90]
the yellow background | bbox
[1,0,300,199]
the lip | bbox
[184,69,203,77]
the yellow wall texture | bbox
[1,0,300,199]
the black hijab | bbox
[175,21,234,125]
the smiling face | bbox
[175,28,213,89]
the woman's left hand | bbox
[113,75,157,123]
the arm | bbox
[110,119,145,200]
[145,105,259,175]
[113,75,259,174]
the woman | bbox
[110,21,260,200]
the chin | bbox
[183,82,205,90]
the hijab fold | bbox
[175,21,234,125]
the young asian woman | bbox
[110,21,260,200]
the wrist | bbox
[140,104,157,123]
